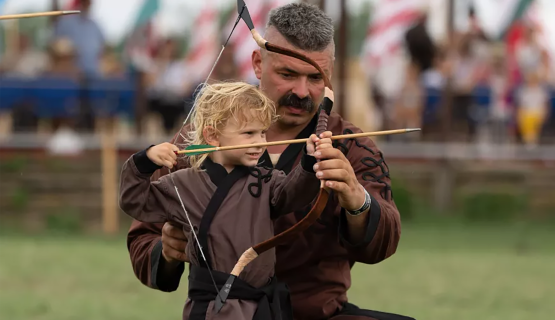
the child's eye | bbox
[243,131,253,135]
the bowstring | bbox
[164,7,246,301]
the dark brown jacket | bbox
[127,113,402,319]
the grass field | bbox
[1,220,554,320]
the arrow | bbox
[177,128,421,156]
[0,10,81,20]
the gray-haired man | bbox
[127,3,414,320]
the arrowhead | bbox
[405,128,421,133]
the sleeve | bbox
[269,147,320,219]
[125,130,192,292]
[334,126,402,264]
[127,220,185,292]
[118,146,177,223]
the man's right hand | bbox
[161,222,189,265]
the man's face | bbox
[252,28,334,128]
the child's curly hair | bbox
[184,81,279,169]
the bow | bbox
[213,0,335,313]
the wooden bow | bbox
[214,0,337,313]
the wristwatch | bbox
[345,188,371,216]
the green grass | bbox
[1,221,554,320]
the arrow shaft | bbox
[177,128,420,155]
[0,11,80,20]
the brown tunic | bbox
[126,113,412,320]
[119,148,320,319]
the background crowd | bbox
[1,0,554,152]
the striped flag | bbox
[184,0,220,83]
[359,0,425,97]
[360,0,424,74]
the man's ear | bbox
[202,126,220,147]
[252,49,262,80]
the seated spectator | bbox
[44,38,81,80]
[53,0,105,78]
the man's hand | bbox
[147,143,179,169]
[161,222,189,265]
[312,136,366,211]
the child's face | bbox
[213,117,268,168]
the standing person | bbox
[515,71,549,148]
[120,81,335,319]
[127,3,413,320]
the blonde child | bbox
[119,81,333,320]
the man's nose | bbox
[291,77,310,99]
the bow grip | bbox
[315,87,334,137]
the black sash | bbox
[188,265,293,320]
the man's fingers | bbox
[314,147,347,161]
[316,169,350,182]
[165,236,188,251]
[163,223,189,240]
[324,180,350,193]
[313,159,349,171]
[163,246,188,262]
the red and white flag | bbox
[185,0,220,83]
[360,0,424,74]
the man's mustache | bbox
[277,93,315,113]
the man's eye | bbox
[280,73,293,78]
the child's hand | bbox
[146,143,179,169]
[306,131,333,156]
[315,131,333,154]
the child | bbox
[515,70,549,147]
[118,81,332,320]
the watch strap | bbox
[346,189,371,216]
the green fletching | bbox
[184,144,217,156]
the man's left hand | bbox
[312,132,366,211]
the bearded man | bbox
[127,3,413,320]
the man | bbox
[127,3,413,320]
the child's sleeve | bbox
[118,146,178,223]
[269,148,321,219]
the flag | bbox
[123,0,160,71]
[493,0,535,40]
[359,0,425,97]
[184,0,220,83]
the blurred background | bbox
[0,0,554,319]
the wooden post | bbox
[434,0,456,213]
[100,117,119,234]
[337,0,347,119]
